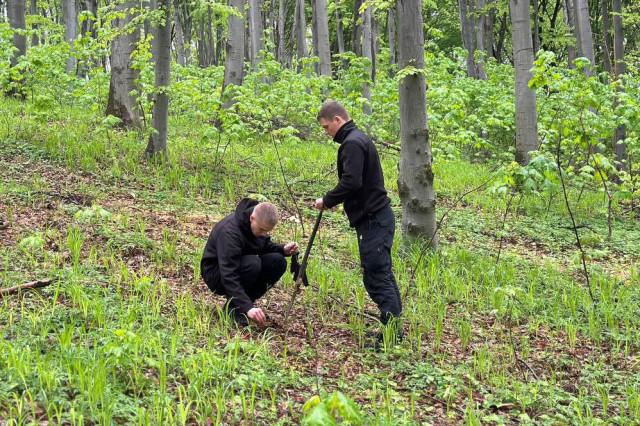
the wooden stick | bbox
[0,279,53,296]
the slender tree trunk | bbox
[475,0,488,80]
[248,0,264,69]
[197,19,207,67]
[311,0,319,72]
[30,0,39,46]
[510,0,538,165]
[601,0,612,73]
[335,0,346,68]
[269,0,276,50]
[387,8,396,74]
[612,0,626,171]
[207,5,214,66]
[485,0,495,58]
[573,0,595,75]
[222,0,245,109]
[315,0,331,76]
[62,0,77,74]
[533,0,540,53]
[216,23,224,65]
[563,0,577,68]
[372,15,379,82]
[361,6,373,114]
[278,0,286,64]
[295,0,308,65]
[352,0,362,55]
[459,0,477,78]
[495,12,507,62]
[397,0,437,244]
[8,0,27,72]
[146,0,172,159]
[106,1,141,128]
[174,0,186,66]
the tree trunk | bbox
[372,15,379,82]
[295,0,308,65]
[533,0,540,53]
[387,8,396,74]
[563,0,577,68]
[315,0,332,76]
[174,0,186,66]
[612,0,626,171]
[475,0,488,80]
[62,0,78,74]
[278,0,286,64]
[485,0,495,59]
[207,5,214,66]
[397,0,437,244]
[573,0,595,75]
[197,19,207,67]
[8,0,27,70]
[311,0,319,72]
[81,0,97,39]
[335,0,346,68]
[352,0,362,55]
[222,0,246,109]
[30,0,39,46]
[106,1,141,128]
[495,12,507,62]
[601,0,612,73]
[248,0,264,69]
[510,0,538,165]
[458,0,477,78]
[361,6,373,114]
[146,0,172,159]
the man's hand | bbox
[247,307,266,326]
[314,198,326,210]
[283,242,299,255]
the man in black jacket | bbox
[201,198,298,326]
[314,101,402,343]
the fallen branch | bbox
[0,279,53,296]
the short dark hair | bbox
[317,101,350,122]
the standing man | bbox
[201,198,299,326]
[314,101,402,346]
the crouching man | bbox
[201,198,298,326]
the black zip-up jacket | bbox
[322,120,390,227]
[200,198,285,313]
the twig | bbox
[556,127,595,305]
[410,165,501,282]
[0,279,53,296]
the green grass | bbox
[1,97,640,424]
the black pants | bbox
[355,204,402,325]
[202,253,287,311]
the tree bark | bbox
[174,0,186,66]
[573,0,595,75]
[207,5,215,66]
[495,12,507,62]
[458,0,477,78]
[311,0,319,71]
[601,0,612,73]
[612,0,626,171]
[146,0,172,159]
[352,0,362,55]
[397,0,437,244]
[335,0,346,68]
[315,0,332,76]
[8,0,27,69]
[532,0,540,53]
[485,0,495,58]
[105,1,141,128]
[510,0,538,165]
[248,0,264,69]
[387,8,396,74]
[30,0,39,46]
[563,0,577,68]
[278,0,286,64]
[222,0,246,109]
[361,5,373,114]
[475,0,488,80]
[295,0,308,65]
[62,0,78,74]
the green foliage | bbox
[302,392,363,425]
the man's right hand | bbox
[247,307,266,326]
[314,198,326,210]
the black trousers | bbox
[355,204,402,325]
[202,253,287,311]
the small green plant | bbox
[302,391,363,425]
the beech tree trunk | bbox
[277,0,286,64]
[315,0,332,76]
[573,0,595,75]
[335,0,346,68]
[563,0,577,68]
[222,0,245,109]
[475,0,488,80]
[105,1,140,128]
[601,0,612,73]
[248,0,264,68]
[510,0,539,165]
[485,0,495,59]
[459,0,477,78]
[30,0,39,46]
[352,0,362,55]
[146,0,172,159]
[397,0,437,244]
[8,0,27,68]
[361,6,373,114]
[387,8,396,74]
[295,0,308,64]
[532,0,540,53]
[174,0,186,66]
[612,0,626,171]
[62,0,77,74]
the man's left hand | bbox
[283,242,299,255]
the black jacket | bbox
[201,198,285,312]
[323,120,390,227]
